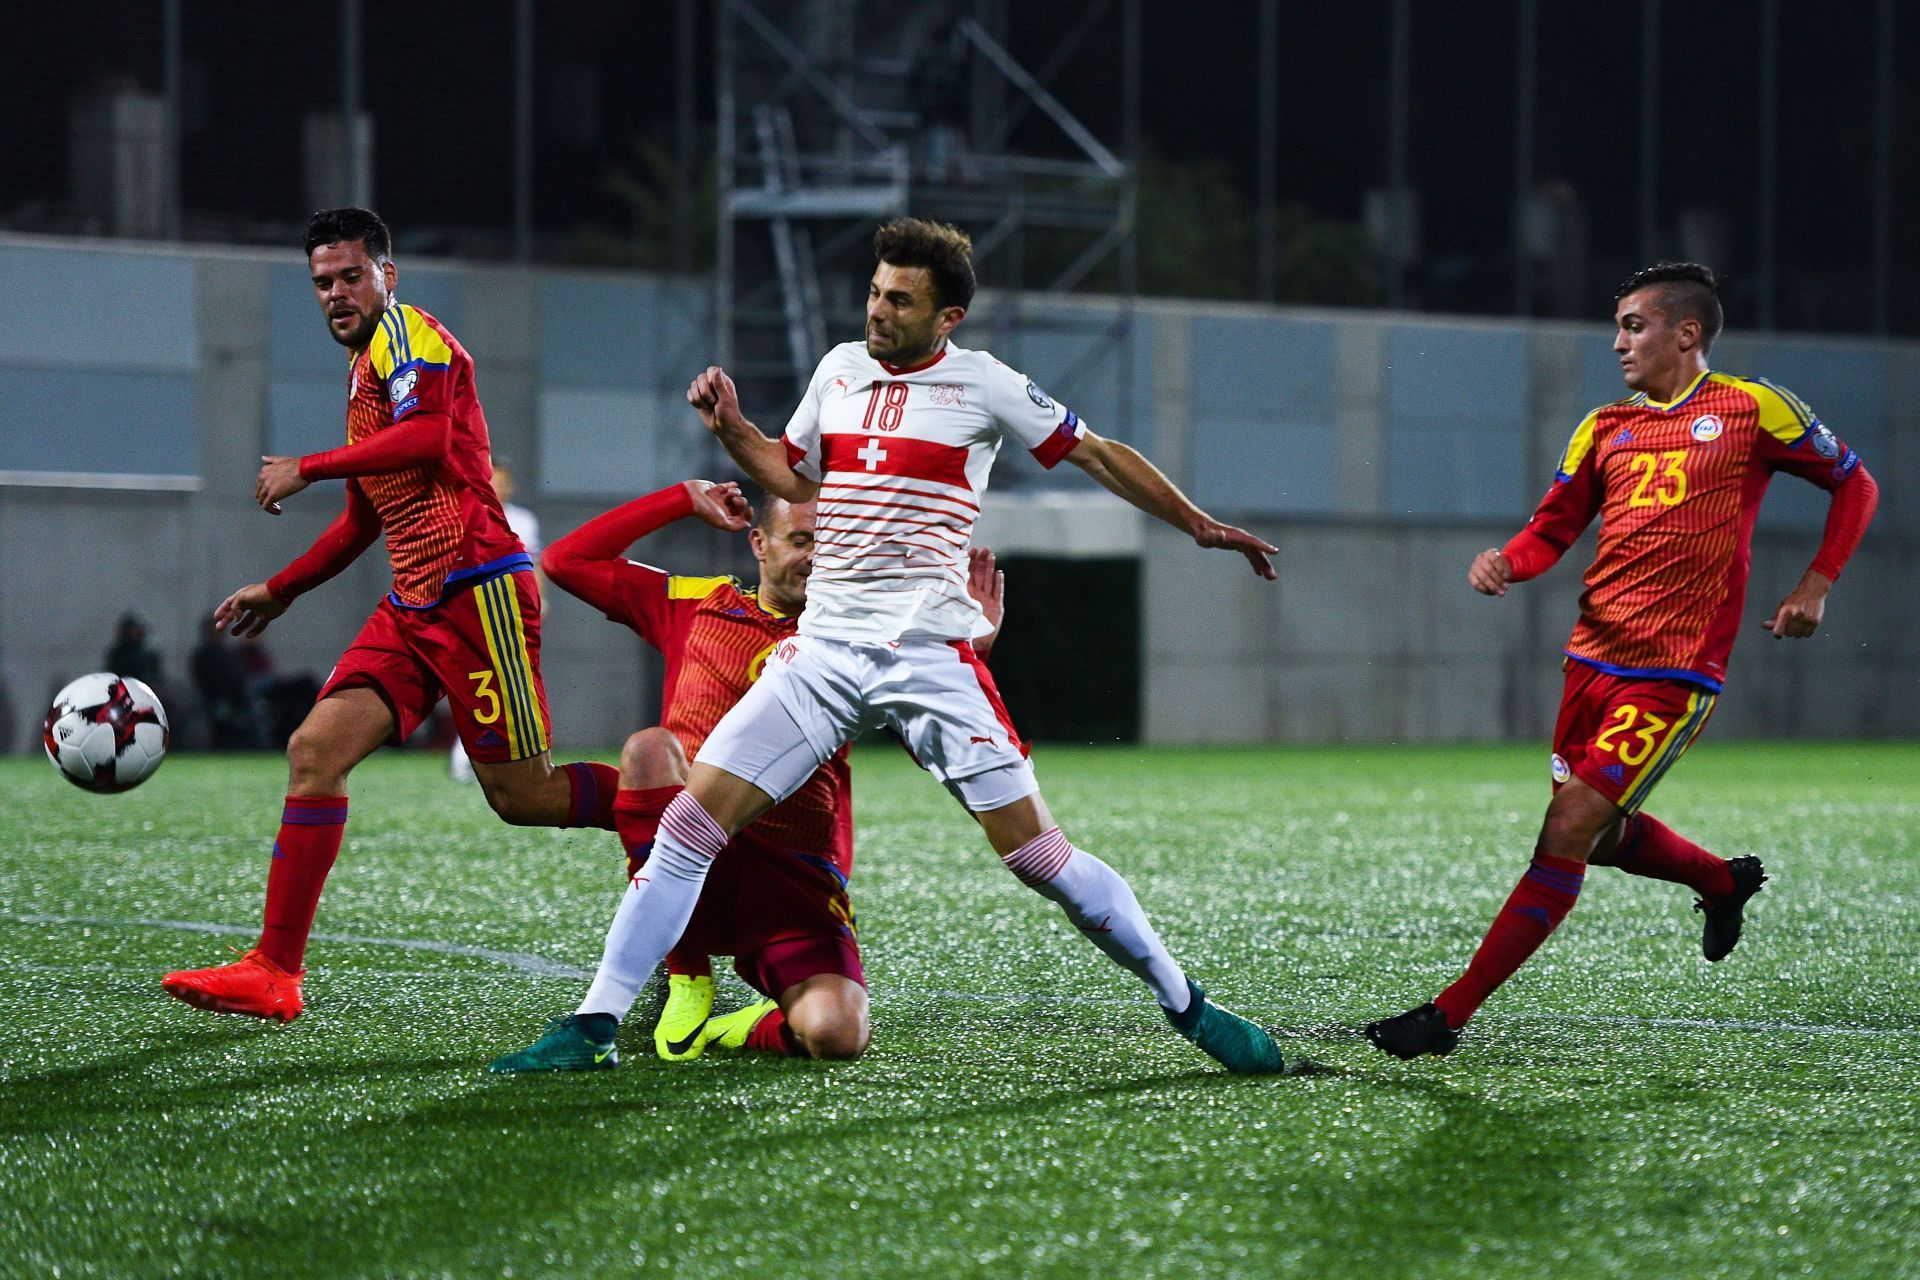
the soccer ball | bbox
[43,673,171,793]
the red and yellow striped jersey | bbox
[1516,371,1863,690]
[347,304,525,606]
[610,572,851,870]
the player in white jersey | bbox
[493,218,1286,1076]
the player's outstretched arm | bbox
[687,366,820,504]
[256,414,456,513]
[1066,431,1276,579]
[249,484,383,620]
[542,481,751,614]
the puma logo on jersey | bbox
[969,734,995,745]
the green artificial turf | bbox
[1,742,1915,1279]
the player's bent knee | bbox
[1535,786,1620,862]
[286,721,357,793]
[620,727,688,789]
[793,1013,870,1061]
[785,982,870,1060]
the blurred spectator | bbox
[105,614,163,687]
[191,616,261,748]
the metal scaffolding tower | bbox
[715,0,1141,437]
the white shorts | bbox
[696,634,1039,813]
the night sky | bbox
[8,2,1916,330]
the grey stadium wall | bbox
[0,235,1911,751]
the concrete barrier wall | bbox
[0,237,1909,751]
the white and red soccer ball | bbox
[43,673,170,793]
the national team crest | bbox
[930,383,966,406]
[1689,414,1724,442]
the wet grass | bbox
[0,742,1915,1278]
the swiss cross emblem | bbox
[856,439,888,471]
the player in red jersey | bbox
[1368,263,1881,1059]
[160,208,622,1023]
[489,478,1006,1070]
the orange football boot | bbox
[162,947,305,1022]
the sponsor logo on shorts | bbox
[1550,753,1570,784]
[1601,762,1627,784]
[1690,414,1724,442]
[970,734,996,745]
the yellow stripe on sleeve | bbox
[667,575,735,600]
[1718,373,1816,446]
[367,309,403,380]
[1554,409,1603,482]
[397,305,455,367]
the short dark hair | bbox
[873,217,975,311]
[305,207,392,262]
[1616,261,1723,351]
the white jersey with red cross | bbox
[781,340,1086,642]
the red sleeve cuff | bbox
[1500,529,1563,582]
[1029,420,1083,470]
[785,438,807,469]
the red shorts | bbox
[1550,661,1718,815]
[627,795,863,999]
[317,571,552,764]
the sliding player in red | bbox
[1367,262,1880,1058]
[490,479,1004,1069]
[161,208,620,1023]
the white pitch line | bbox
[4,913,592,979]
[7,914,1917,1041]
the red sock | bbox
[744,1006,803,1056]
[562,762,621,830]
[614,785,683,878]
[665,952,713,978]
[258,795,348,973]
[1433,855,1585,1030]
[1614,814,1734,899]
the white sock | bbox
[577,792,727,1019]
[1001,827,1191,1012]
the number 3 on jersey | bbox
[1626,450,1688,507]
[1593,703,1669,766]
[467,670,502,724]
